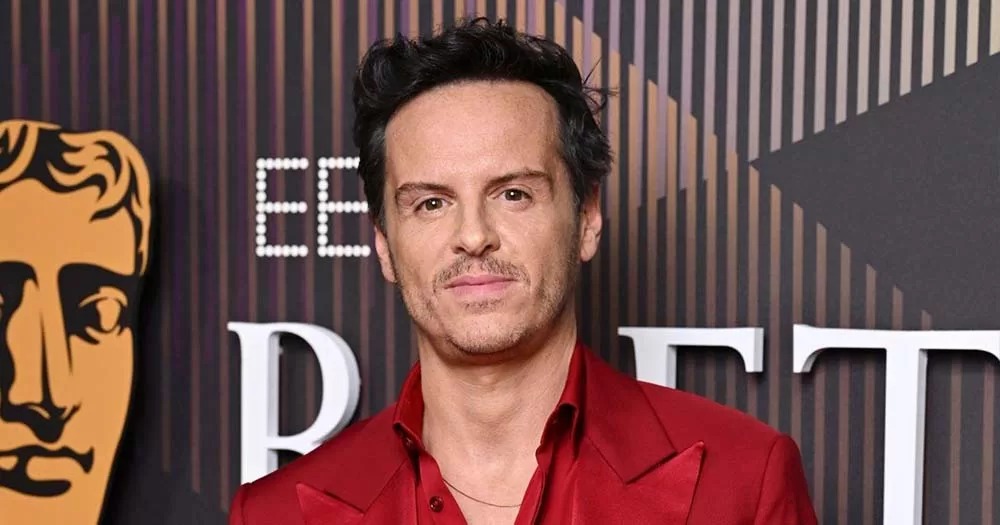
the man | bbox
[230,19,817,524]
[0,120,152,524]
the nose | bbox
[452,200,500,257]
[0,283,78,443]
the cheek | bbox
[72,333,133,411]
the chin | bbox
[444,319,529,355]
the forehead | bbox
[384,81,563,183]
[0,179,136,277]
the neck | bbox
[417,314,578,481]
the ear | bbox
[374,225,398,283]
[578,185,603,262]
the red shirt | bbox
[392,348,585,524]
[230,343,817,525]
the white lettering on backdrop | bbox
[230,322,1000,525]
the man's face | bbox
[375,81,602,356]
[0,178,136,524]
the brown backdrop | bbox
[2,1,999,523]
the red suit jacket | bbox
[229,347,817,524]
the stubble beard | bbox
[391,232,582,357]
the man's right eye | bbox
[419,198,445,212]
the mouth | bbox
[0,445,95,497]
[444,274,517,299]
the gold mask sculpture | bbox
[0,120,151,524]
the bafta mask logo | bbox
[0,120,151,524]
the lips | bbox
[0,444,94,473]
[445,274,516,288]
[0,445,95,497]
[443,274,517,301]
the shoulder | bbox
[638,381,782,453]
[637,382,813,519]
[228,406,399,524]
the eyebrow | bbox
[393,169,554,207]
[59,263,137,302]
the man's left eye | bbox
[502,189,528,201]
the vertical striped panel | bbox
[554,1,564,46]
[535,0,545,34]
[681,0,693,183]
[770,0,783,151]
[837,244,851,525]
[814,0,829,133]
[879,0,892,104]
[726,0,739,150]
[40,0,50,120]
[814,223,828,517]
[900,0,914,96]
[588,31,602,353]
[157,0,171,472]
[9,0,19,116]
[767,185,781,428]
[705,136,718,328]
[864,265,876,525]
[858,0,872,114]
[99,0,108,127]
[128,0,138,137]
[835,0,848,123]
[410,0,419,36]
[70,0,79,127]
[627,63,640,327]
[984,366,995,524]
[725,150,737,405]
[945,0,958,75]
[924,0,937,85]
[792,0,806,141]
[303,0,318,442]
[217,0,230,509]
[685,114,697,327]
[968,0,981,64]
[655,0,669,206]
[630,0,644,331]
[705,0,718,157]
[646,81,659,326]
[187,0,201,493]
[993,0,1000,54]
[791,203,804,444]
[705,134,718,399]
[747,167,760,418]
[949,358,963,525]
[667,99,679,326]
[357,0,372,419]
[606,34,621,364]
[748,0,762,159]
[331,0,344,371]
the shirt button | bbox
[429,496,444,512]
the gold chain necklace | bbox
[441,477,523,509]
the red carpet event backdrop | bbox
[2,0,1000,523]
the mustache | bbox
[434,256,527,289]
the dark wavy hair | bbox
[352,17,613,229]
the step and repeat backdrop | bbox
[2,0,1000,524]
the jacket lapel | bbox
[296,469,417,525]
[292,409,414,524]
[297,483,363,525]
[577,349,705,523]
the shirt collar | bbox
[391,342,587,455]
